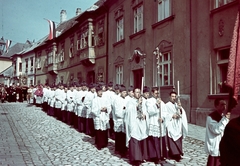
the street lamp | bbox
[0,37,6,55]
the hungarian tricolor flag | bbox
[226,12,240,111]
[45,19,56,40]
[5,39,12,53]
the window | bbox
[25,59,28,73]
[116,65,123,84]
[117,17,124,42]
[133,5,143,33]
[48,51,53,65]
[30,57,34,71]
[59,49,64,62]
[80,31,88,49]
[19,62,22,72]
[217,48,229,93]
[211,0,235,9]
[156,52,172,86]
[158,0,171,21]
[69,43,74,58]
[77,33,81,50]
[69,37,74,58]
[36,52,41,69]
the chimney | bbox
[60,10,67,23]
[76,8,82,16]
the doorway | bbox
[133,69,143,89]
[87,71,95,84]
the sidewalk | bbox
[187,123,206,142]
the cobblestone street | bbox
[0,103,207,166]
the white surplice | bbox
[91,96,111,130]
[124,97,148,147]
[146,97,168,137]
[165,101,188,141]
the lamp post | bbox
[0,37,6,55]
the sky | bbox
[0,0,98,45]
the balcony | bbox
[48,62,58,75]
[79,47,95,66]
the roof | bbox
[17,36,47,55]
[0,65,13,77]
[36,0,105,48]
[1,43,25,58]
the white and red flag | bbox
[45,19,56,40]
[5,39,12,53]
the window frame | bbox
[116,17,124,42]
[216,48,230,93]
[133,4,143,34]
[157,0,171,22]
[115,64,124,84]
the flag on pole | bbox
[226,12,240,111]
[45,19,56,40]
[5,39,12,53]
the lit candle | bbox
[177,81,180,96]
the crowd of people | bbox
[0,83,27,103]
[20,81,188,166]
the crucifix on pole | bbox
[153,46,163,157]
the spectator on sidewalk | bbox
[204,98,230,166]
[219,115,240,166]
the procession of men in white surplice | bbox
[34,82,188,166]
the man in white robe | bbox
[124,87,148,166]
[125,86,134,104]
[165,91,188,162]
[42,84,50,113]
[205,98,230,166]
[83,83,96,136]
[146,87,168,164]
[113,84,128,157]
[103,82,115,139]
[92,85,111,150]
[48,85,56,116]
[54,84,65,121]
[66,84,76,126]
[61,85,68,123]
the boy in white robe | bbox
[66,84,76,126]
[165,91,188,162]
[113,84,128,157]
[61,85,68,123]
[84,83,96,136]
[48,85,56,116]
[92,85,111,150]
[54,84,65,120]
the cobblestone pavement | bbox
[0,103,207,166]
